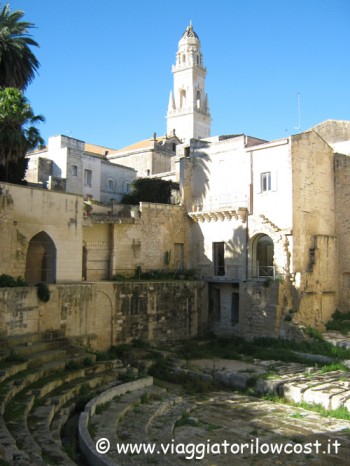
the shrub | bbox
[121,177,179,205]
[326,309,350,334]
[36,282,50,302]
[0,274,27,287]
[304,326,324,341]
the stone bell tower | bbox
[166,22,211,142]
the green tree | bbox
[0,87,44,183]
[121,177,180,205]
[0,2,40,90]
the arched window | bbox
[180,89,186,108]
[182,54,186,63]
[251,234,274,279]
[107,179,114,192]
[25,232,56,284]
[124,181,131,194]
[196,90,201,109]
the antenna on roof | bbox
[294,92,301,132]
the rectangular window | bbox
[213,242,225,276]
[84,169,92,187]
[107,179,114,191]
[72,165,78,176]
[261,172,271,192]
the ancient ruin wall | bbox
[0,281,208,350]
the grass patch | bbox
[204,422,221,431]
[175,412,198,427]
[95,401,111,415]
[65,360,81,371]
[290,412,304,419]
[295,402,350,421]
[149,359,214,394]
[3,350,27,364]
[318,362,349,373]
[326,309,350,335]
[262,393,350,422]
[94,344,132,361]
[176,335,350,365]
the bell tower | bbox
[167,22,211,142]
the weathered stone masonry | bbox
[0,281,208,350]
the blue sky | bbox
[8,0,350,149]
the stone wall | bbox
[291,131,337,326]
[100,161,136,204]
[83,203,191,280]
[0,281,208,350]
[335,153,350,311]
[0,182,83,283]
[239,281,281,339]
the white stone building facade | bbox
[26,135,136,203]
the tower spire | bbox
[166,23,211,142]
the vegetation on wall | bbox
[121,177,179,205]
[36,282,50,302]
[326,309,350,335]
[0,274,27,287]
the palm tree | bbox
[0,87,44,182]
[0,3,40,90]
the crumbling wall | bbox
[0,281,208,350]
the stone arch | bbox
[25,231,56,284]
[250,233,274,279]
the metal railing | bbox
[111,268,201,281]
[199,265,282,282]
[191,194,249,212]
[248,266,277,280]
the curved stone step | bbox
[0,415,33,465]
[115,392,181,442]
[0,361,28,385]
[0,352,101,416]
[147,399,193,443]
[78,377,154,466]
[28,373,119,465]
[90,385,166,442]
[4,395,44,464]
[9,338,71,358]
[1,359,118,466]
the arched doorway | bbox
[25,232,56,284]
[251,234,274,279]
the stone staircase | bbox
[0,332,124,465]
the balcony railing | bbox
[191,194,249,212]
[198,265,282,282]
[248,266,278,280]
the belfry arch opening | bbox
[251,234,274,279]
[25,232,57,284]
[180,89,186,108]
[196,90,201,108]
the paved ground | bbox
[174,391,350,465]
